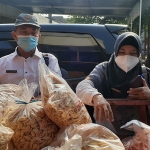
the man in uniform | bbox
[0,13,62,95]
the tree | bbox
[66,15,127,24]
[140,6,150,67]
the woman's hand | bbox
[127,78,150,100]
[92,94,114,122]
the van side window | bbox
[39,32,106,77]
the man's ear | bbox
[38,33,41,38]
[11,31,18,41]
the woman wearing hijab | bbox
[76,32,150,134]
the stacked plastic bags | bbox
[0,62,92,150]
[38,63,125,150]
[0,62,126,150]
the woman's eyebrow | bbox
[130,49,137,52]
[119,48,125,51]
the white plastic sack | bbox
[42,134,82,150]
[121,120,150,150]
[50,123,125,150]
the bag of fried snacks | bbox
[0,84,22,96]
[0,83,23,122]
[6,79,59,150]
[0,85,18,150]
[38,62,92,128]
[0,125,14,150]
[49,123,125,150]
[7,140,16,150]
[42,134,82,150]
[121,120,150,150]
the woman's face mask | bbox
[17,35,38,52]
[115,55,139,73]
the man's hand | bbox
[92,94,114,122]
[127,78,150,100]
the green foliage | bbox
[142,6,150,25]
[66,15,127,24]
[131,17,139,34]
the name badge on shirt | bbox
[6,70,17,73]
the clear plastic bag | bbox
[49,123,125,150]
[121,120,150,150]
[42,134,82,150]
[0,84,20,150]
[7,140,16,150]
[39,62,92,128]
[0,84,22,123]
[0,125,14,150]
[6,79,59,150]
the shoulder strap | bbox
[42,53,49,66]
[142,65,147,81]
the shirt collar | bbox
[12,46,42,59]
[34,47,42,58]
[11,47,18,59]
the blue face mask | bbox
[17,35,38,52]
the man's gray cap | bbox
[15,13,40,28]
